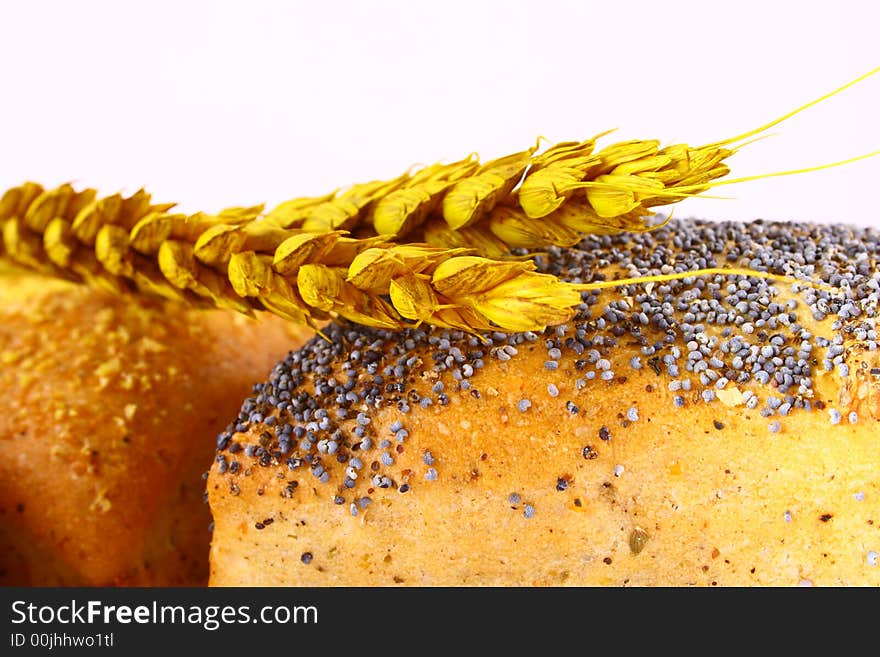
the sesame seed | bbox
[518,398,532,412]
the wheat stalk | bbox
[2,68,876,334]
[260,131,701,249]
[0,182,587,332]
[0,180,827,336]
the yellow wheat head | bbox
[1,67,876,334]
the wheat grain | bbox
[370,155,479,237]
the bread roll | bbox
[0,266,312,586]
[207,218,880,586]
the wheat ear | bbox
[1,182,831,335]
[3,68,876,332]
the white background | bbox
[1,0,878,227]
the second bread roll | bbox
[0,268,312,585]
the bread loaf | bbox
[207,218,880,586]
[0,266,312,585]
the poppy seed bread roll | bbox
[207,218,880,586]
[0,267,312,586]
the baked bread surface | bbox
[207,218,880,586]
[0,266,311,585]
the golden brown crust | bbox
[206,218,880,586]
[0,270,312,585]
[207,328,879,586]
